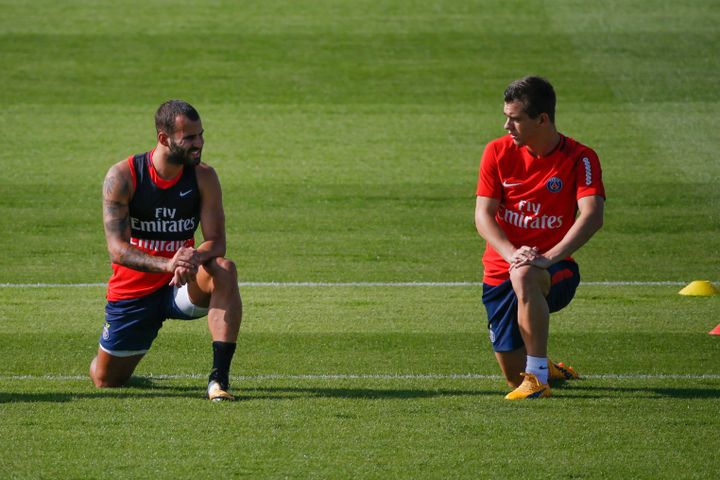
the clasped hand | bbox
[508,246,551,271]
[168,247,202,286]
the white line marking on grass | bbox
[3,373,720,381]
[239,282,483,287]
[585,374,720,380]
[0,281,700,288]
[582,281,689,286]
[0,283,107,288]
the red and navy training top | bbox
[106,149,200,301]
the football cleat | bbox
[548,360,580,381]
[207,380,235,402]
[504,373,551,400]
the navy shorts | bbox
[481,260,580,352]
[99,284,208,357]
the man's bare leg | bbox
[90,349,144,388]
[188,257,242,400]
[495,347,527,388]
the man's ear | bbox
[158,131,170,147]
[538,112,549,125]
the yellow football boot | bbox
[548,360,580,381]
[504,373,551,400]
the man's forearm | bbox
[111,243,170,273]
[543,214,603,264]
[476,217,516,263]
[542,196,604,264]
[196,239,226,264]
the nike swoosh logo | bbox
[179,190,193,197]
[502,181,522,187]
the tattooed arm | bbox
[102,161,197,275]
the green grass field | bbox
[1,0,719,478]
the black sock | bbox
[209,341,237,387]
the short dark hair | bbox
[504,76,556,123]
[155,100,201,135]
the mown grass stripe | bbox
[3,373,719,381]
[0,281,699,288]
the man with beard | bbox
[90,100,242,401]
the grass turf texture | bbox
[1,0,720,478]
[1,285,719,479]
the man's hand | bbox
[170,266,196,287]
[509,245,537,265]
[508,246,552,271]
[168,247,201,286]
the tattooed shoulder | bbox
[103,164,131,200]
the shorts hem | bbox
[172,285,209,319]
[99,344,148,357]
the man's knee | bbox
[90,364,127,388]
[92,376,126,389]
[89,353,138,388]
[209,257,238,283]
[509,266,549,299]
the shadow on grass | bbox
[556,384,720,399]
[0,377,202,403]
[243,386,497,401]
[0,376,500,403]
[6,377,715,403]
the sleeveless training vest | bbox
[106,150,201,301]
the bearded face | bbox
[167,137,202,166]
[162,114,204,167]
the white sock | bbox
[526,355,549,384]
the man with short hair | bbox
[475,76,605,399]
[90,100,242,401]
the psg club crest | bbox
[546,177,563,193]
